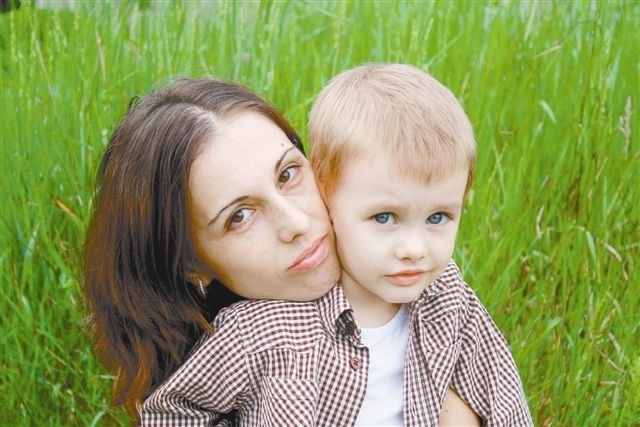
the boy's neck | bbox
[341,276,401,328]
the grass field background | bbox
[1,0,638,425]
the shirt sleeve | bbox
[450,282,534,426]
[141,309,248,426]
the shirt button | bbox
[350,356,362,370]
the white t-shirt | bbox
[355,304,411,426]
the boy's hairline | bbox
[309,62,477,201]
[319,145,474,199]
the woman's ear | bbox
[185,267,216,298]
[185,258,216,288]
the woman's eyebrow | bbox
[274,146,296,173]
[208,196,249,226]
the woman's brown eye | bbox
[226,208,255,230]
[230,211,245,223]
[279,169,291,183]
[278,165,299,184]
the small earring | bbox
[198,277,207,297]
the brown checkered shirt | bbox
[142,261,532,426]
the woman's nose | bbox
[275,198,311,242]
[394,231,426,261]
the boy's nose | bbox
[395,232,426,261]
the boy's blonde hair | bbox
[309,63,476,200]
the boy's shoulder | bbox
[423,260,469,298]
[418,260,484,318]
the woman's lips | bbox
[287,236,329,273]
[385,270,425,286]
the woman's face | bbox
[188,112,340,301]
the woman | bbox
[85,78,479,425]
[83,78,341,418]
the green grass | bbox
[1,0,638,425]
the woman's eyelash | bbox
[225,207,254,230]
[278,163,302,185]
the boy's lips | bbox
[287,236,329,273]
[385,269,426,286]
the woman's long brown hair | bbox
[83,79,303,419]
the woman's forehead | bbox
[187,113,297,221]
[214,112,292,155]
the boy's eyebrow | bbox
[436,203,463,211]
[208,146,295,226]
[428,203,463,215]
[208,196,249,226]
[365,197,463,210]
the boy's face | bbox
[327,154,467,306]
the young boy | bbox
[308,63,531,425]
[142,65,532,426]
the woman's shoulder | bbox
[215,298,318,322]
[212,298,324,351]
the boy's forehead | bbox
[333,152,469,208]
[341,149,466,183]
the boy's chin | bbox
[382,286,429,304]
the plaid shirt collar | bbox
[315,283,354,337]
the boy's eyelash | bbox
[369,211,456,222]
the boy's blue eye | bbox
[374,213,392,224]
[427,213,444,224]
